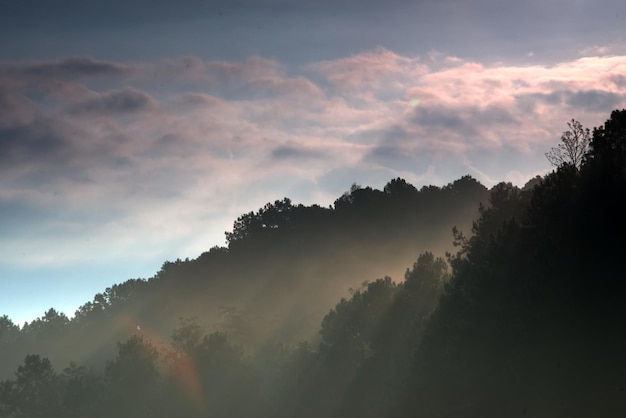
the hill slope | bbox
[1,175,489,378]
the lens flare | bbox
[171,353,204,411]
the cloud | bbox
[0,118,74,167]
[1,50,626,274]
[515,91,564,109]
[609,74,626,88]
[66,88,157,116]
[172,93,224,109]
[564,89,624,112]
[270,145,327,161]
[363,144,433,174]
[0,90,40,127]
[242,76,325,100]
[309,47,426,96]
[205,56,283,83]
[23,57,130,79]
[578,45,611,57]
[409,104,519,140]
[0,57,131,86]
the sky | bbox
[1,0,626,326]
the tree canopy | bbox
[545,119,590,169]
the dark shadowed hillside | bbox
[402,110,626,417]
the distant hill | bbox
[0,175,489,378]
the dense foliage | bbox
[1,109,625,417]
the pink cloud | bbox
[309,47,427,92]
[66,87,157,117]
[3,49,626,271]
[0,57,131,84]
[3,51,626,236]
[205,55,284,83]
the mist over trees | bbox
[1,109,625,417]
[0,173,489,381]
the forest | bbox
[1,109,625,417]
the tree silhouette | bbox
[0,315,20,348]
[170,317,204,352]
[60,362,102,418]
[402,110,626,417]
[545,119,590,169]
[586,109,626,180]
[0,355,62,418]
[104,335,161,418]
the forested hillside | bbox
[403,110,626,417]
[1,173,489,380]
[1,109,624,418]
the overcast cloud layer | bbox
[1,0,626,324]
[2,0,625,64]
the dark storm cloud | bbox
[66,88,156,116]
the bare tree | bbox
[545,119,590,170]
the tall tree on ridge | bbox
[545,119,590,170]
